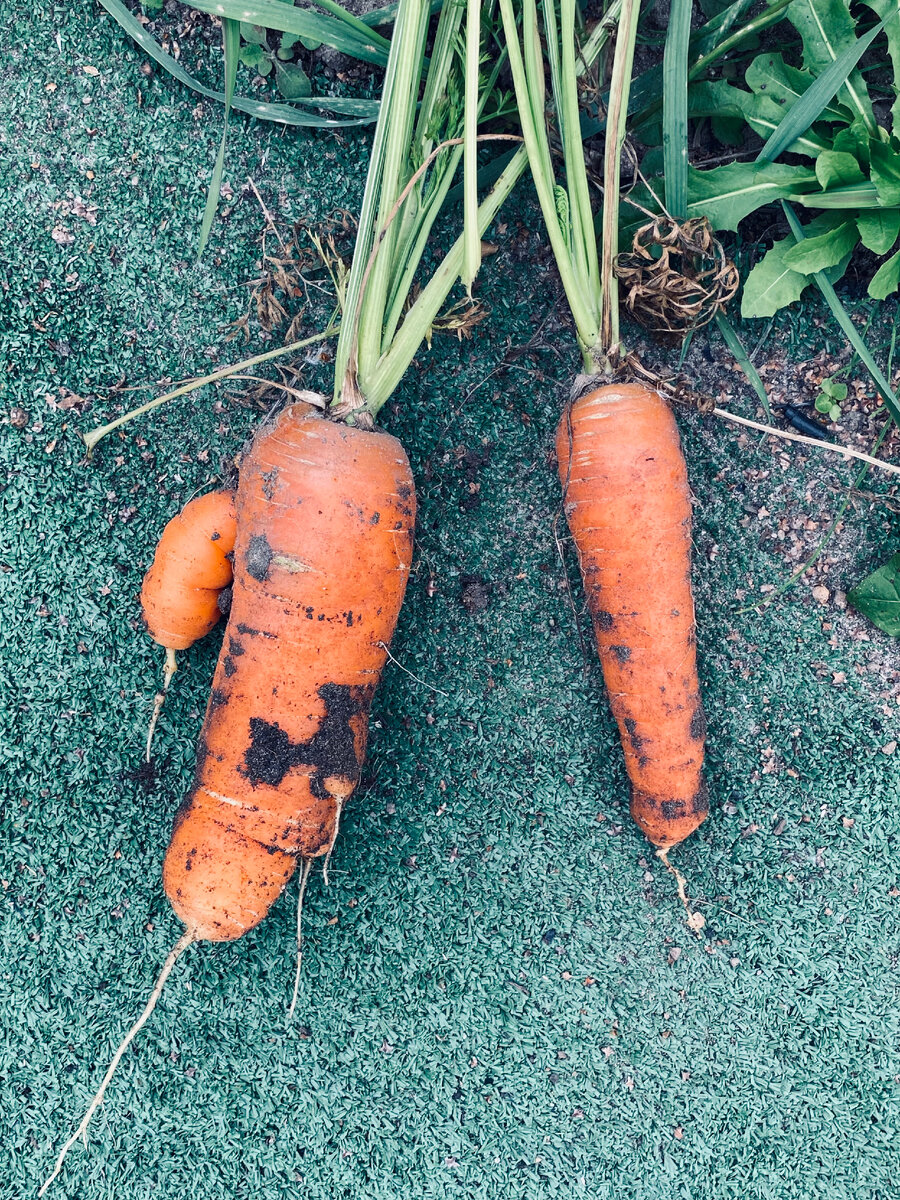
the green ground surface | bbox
[3,5,900,1199]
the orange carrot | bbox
[39,405,416,1194]
[556,384,707,849]
[139,488,237,760]
[141,488,237,652]
[163,404,415,941]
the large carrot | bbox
[556,385,707,848]
[40,404,415,1193]
[164,404,415,941]
[42,1,515,1185]
[498,0,713,857]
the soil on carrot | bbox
[3,4,900,1200]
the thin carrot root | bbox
[321,800,346,889]
[656,848,706,935]
[145,647,178,763]
[287,859,313,1022]
[39,929,195,1196]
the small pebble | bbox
[812,586,830,604]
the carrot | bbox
[141,487,237,652]
[556,384,708,850]
[39,405,415,1193]
[139,488,237,759]
[163,404,415,941]
[42,0,504,1183]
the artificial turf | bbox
[2,4,900,1198]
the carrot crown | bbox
[331,0,508,421]
[498,0,636,373]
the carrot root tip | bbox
[656,848,705,935]
[145,648,179,763]
[287,859,313,1022]
[39,929,194,1196]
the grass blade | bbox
[662,0,692,217]
[757,18,886,164]
[298,0,395,44]
[781,200,900,425]
[98,0,377,125]
[198,17,239,258]
[361,0,444,25]
[715,311,772,417]
[186,0,390,67]
[462,0,482,295]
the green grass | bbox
[3,5,900,1199]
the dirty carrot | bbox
[140,488,237,759]
[164,405,415,940]
[556,384,707,848]
[40,405,415,1193]
[500,0,710,855]
[42,0,522,1187]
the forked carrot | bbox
[164,405,415,940]
[40,405,415,1193]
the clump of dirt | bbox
[453,442,492,513]
[123,759,160,792]
[460,574,492,614]
[244,682,374,794]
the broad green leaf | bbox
[741,212,853,316]
[239,21,268,46]
[689,81,829,156]
[861,0,900,130]
[815,150,865,189]
[278,32,301,57]
[745,52,849,122]
[819,378,848,402]
[857,208,900,253]
[783,219,859,270]
[786,0,876,131]
[273,58,311,99]
[741,232,812,317]
[239,43,272,73]
[848,552,900,636]
[869,245,900,299]
[686,161,818,230]
[832,121,872,167]
[687,79,744,122]
[870,140,900,206]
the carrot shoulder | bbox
[556,384,707,849]
[141,489,237,652]
[163,406,416,941]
